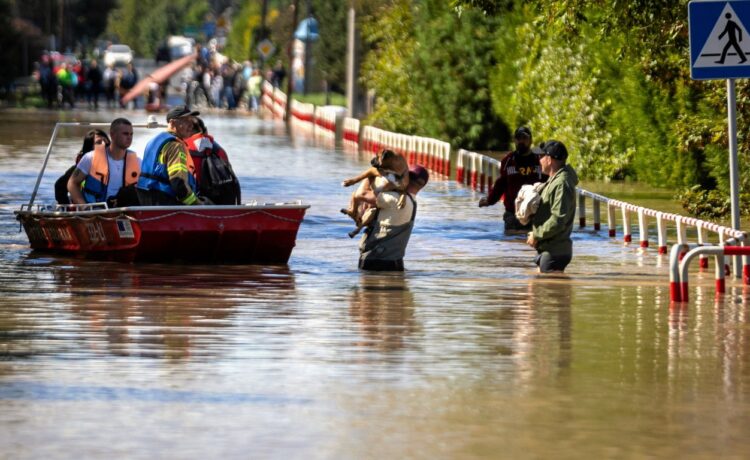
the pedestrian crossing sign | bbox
[690,1,750,79]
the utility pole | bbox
[259,0,268,66]
[303,0,312,95]
[285,0,299,122]
[346,3,357,117]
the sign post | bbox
[689,0,750,277]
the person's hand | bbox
[478,197,489,207]
[197,196,214,205]
[526,232,537,248]
[342,178,356,187]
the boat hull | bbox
[15,204,309,264]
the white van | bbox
[168,36,195,60]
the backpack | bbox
[201,145,242,205]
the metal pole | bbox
[28,123,62,209]
[259,0,268,68]
[727,78,741,278]
[303,0,312,95]
[285,0,299,123]
[346,6,356,117]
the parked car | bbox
[168,36,195,60]
[103,44,133,67]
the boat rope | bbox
[131,210,303,224]
[21,209,303,224]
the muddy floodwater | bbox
[0,109,749,459]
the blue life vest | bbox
[137,131,196,198]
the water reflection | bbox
[348,273,416,352]
[3,110,750,457]
[516,279,572,382]
[2,259,297,361]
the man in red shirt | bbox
[479,126,547,233]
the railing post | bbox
[638,208,649,248]
[715,253,726,295]
[677,218,687,245]
[471,153,478,190]
[697,222,708,270]
[593,199,601,231]
[657,212,668,255]
[479,156,486,193]
[607,204,616,237]
[670,243,684,302]
[719,232,728,277]
[622,207,632,243]
[578,192,586,228]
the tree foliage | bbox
[358,0,750,217]
[224,2,261,62]
[106,0,209,57]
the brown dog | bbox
[341,149,410,237]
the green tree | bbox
[0,0,21,89]
[107,0,209,57]
[224,1,261,62]
[359,0,419,134]
[310,0,347,93]
[411,1,507,150]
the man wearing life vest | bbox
[137,105,208,206]
[67,118,141,205]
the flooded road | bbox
[1,109,749,459]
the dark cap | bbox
[514,126,532,139]
[540,140,568,161]
[408,164,429,185]
[166,105,200,122]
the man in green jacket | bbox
[526,140,579,273]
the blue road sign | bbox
[690,0,750,79]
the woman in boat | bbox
[54,129,110,204]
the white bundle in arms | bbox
[515,182,545,225]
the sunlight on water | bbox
[0,110,749,459]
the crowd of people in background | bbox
[35,51,140,110]
[34,39,287,113]
[183,41,285,113]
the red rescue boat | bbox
[15,121,309,264]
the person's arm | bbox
[161,142,200,205]
[480,159,508,207]
[67,168,87,204]
[343,166,378,187]
[532,181,575,242]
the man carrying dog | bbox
[359,164,429,271]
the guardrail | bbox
[670,244,750,302]
[342,117,360,149]
[259,84,748,286]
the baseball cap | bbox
[514,126,532,139]
[408,164,429,185]
[166,105,200,122]
[540,140,568,161]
